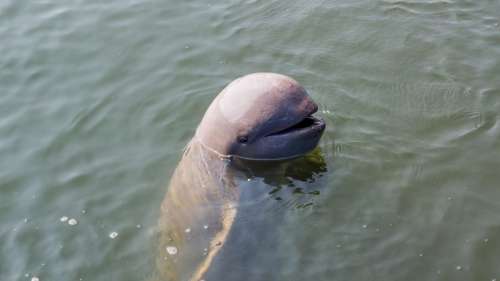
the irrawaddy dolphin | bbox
[154,73,326,281]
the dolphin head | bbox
[195,73,326,160]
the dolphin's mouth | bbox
[266,104,325,138]
[267,116,324,136]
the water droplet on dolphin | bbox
[166,246,178,255]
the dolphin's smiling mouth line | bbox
[265,102,325,137]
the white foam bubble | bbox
[109,232,118,239]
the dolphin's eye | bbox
[238,136,248,144]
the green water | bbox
[1,0,500,280]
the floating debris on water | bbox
[60,216,69,222]
[109,232,118,239]
[185,228,191,233]
[166,246,178,255]
[68,218,78,226]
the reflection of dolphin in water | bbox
[155,73,326,281]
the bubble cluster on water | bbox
[60,216,78,226]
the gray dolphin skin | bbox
[155,73,325,281]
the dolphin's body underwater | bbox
[156,73,325,281]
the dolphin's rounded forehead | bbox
[218,73,306,123]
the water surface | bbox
[1,0,500,280]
